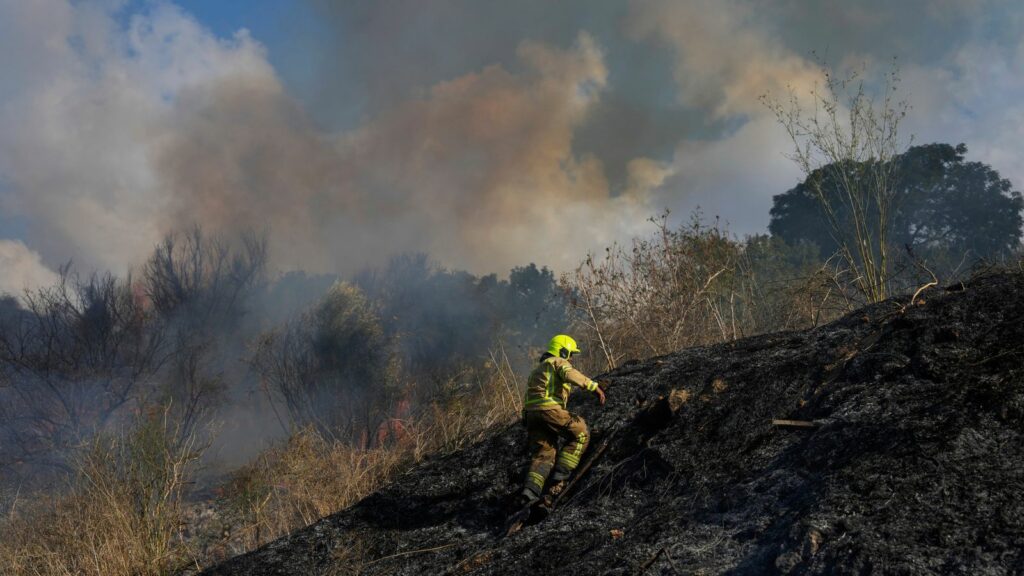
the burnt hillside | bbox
[203,271,1024,575]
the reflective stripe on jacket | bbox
[524,356,597,411]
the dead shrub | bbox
[563,212,846,370]
[0,407,205,576]
[224,426,407,551]
[218,361,520,558]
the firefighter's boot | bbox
[538,478,567,514]
[515,488,539,510]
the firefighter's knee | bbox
[566,415,589,445]
[531,438,557,463]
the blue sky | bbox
[171,0,328,104]
[173,0,284,35]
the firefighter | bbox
[518,334,606,509]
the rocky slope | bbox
[202,271,1024,575]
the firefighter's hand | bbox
[597,380,610,392]
[595,387,606,406]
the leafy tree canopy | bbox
[769,143,1023,262]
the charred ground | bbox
[202,271,1024,575]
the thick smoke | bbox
[0,240,59,296]
[0,1,276,274]
[623,0,1024,233]
[159,31,659,274]
[620,0,825,232]
[0,2,662,276]
[626,0,823,118]
[0,0,1021,280]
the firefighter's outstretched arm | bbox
[555,360,605,405]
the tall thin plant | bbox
[763,60,910,302]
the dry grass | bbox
[218,364,521,559]
[0,408,204,576]
[224,427,409,550]
[0,357,521,573]
[563,213,848,371]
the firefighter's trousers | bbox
[522,407,589,499]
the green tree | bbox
[251,282,399,442]
[770,143,1023,269]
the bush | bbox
[0,408,204,576]
[217,360,520,559]
[563,212,845,370]
[251,282,400,444]
[0,270,163,478]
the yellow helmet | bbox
[547,334,581,359]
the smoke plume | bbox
[159,31,659,273]
[0,0,1021,279]
[0,240,59,297]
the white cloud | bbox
[902,40,1024,189]
[0,240,60,296]
[0,1,279,274]
[657,116,802,234]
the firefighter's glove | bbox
[595,387,606,406]
[597,380,610,392]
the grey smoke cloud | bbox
[623,0,1024,233]
[626,0,824,118]
[0,1,663,276]
[0,0,1020,280]
[0,240,59,297]
[0,0,276,274]
[158,30,659,274]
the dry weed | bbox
[219,368,520,558]
[0,407,204,576]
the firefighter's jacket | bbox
[524,356,598,411]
